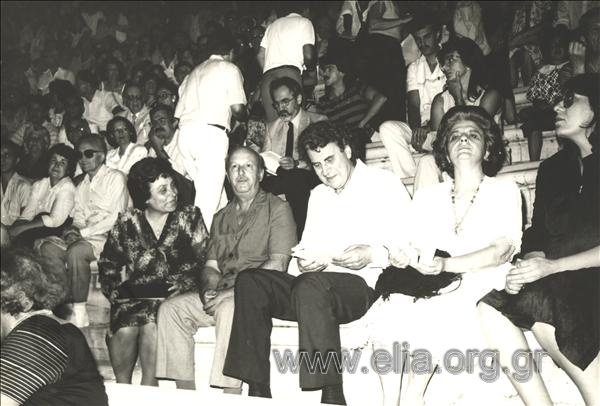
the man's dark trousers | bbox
[223,269,377,389]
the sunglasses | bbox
[563,91,575,108]
[78,149,102,159]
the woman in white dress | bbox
[105,116,147,175]
[373,106,522,406]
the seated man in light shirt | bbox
[38,134,130,328]
[1,140,32,227]
[377,14,446,179]
[223,121,412,405]
[148,104,195,207]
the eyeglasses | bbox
[273,98,294,109]
[78,149,102,159]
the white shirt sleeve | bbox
[298,18,316,46]
[41,183,76,228]
[227,65,248,107]
[406,60,419,92]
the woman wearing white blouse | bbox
[105,116,148,175]
[7,144,78,247]
[372,106,520,406]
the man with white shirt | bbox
[148,104,195,206]
[175,31,247,230]
[223,121,412,405]
[258,6,316,122]
[0,141,31,227]
[39,134,129,327]
[378,15,446,179]
[260,77,327,238]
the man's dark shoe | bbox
[248,382,272,398]
[321,383,346,405]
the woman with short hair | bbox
[372,106,521,406]
[99,157,209,386]
[478,74,600,405]
[8,143,78,248]
[105,116,147,175]
[0,248,108,406]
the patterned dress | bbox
[99,205,209,333]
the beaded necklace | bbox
[451,177,484,234]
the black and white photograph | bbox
[1,1,598,405]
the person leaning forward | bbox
[155,146,297,393]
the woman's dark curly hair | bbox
[1,248,67,315]
[127,157,178,210]
[106,115,137,147]
[297,121,356,164]
[438,36,489,101]
[433,105,506,178]
[47,143,79,178]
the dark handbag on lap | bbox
[375,250,462,301]
[116,280,173,299]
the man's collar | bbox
[209,54,226,61]
[290,109,304,128]
[84,164,107,182]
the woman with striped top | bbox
[0,248,107,406]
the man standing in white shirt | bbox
[223,121,412,405]
[175,31,247,230]
[39,134,129,327]
[258,6,316,122]
[378,15,446,179]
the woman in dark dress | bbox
[479,74,599,405]
[98,158,209,386]
[1,248,108,406]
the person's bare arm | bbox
[407,90,422,131]
[414,238,516,275]
[429,93,445,131]
[230,103,248,123]
[359,85,387,128]
[257,46,266,71]
[367,2,411,31]
[479,88,502,118]
[303,44,316,71]
[198,259,221,299]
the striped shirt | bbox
[318,82,369,128]
[1,314,108,405]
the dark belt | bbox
[208,123,229,134]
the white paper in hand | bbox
[261,151,282,175]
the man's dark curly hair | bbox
[127,157,178,210]
[297,121,356,164]
[432,106,506,178]
[1,248,67,315]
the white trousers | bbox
[376,120,417,179]
[178,122,229,230]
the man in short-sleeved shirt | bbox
[377,16,446,179]
[156,146,297,392]
[258,7,316,122]
[175,32,247,230]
